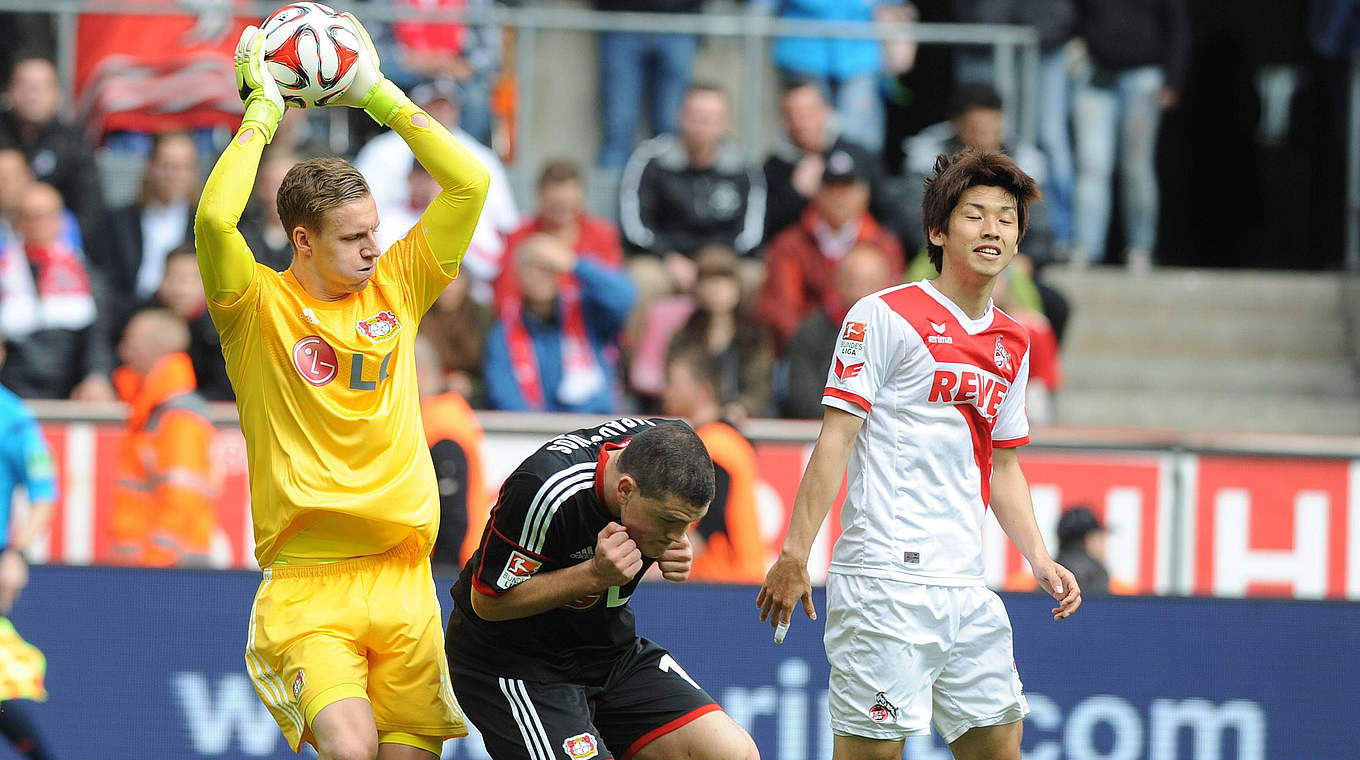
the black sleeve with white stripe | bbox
[473,472,554,598]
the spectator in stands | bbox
[1071,0,1190,270]
[110,308,217,567]
[758,149,904,349]
[0,148,31,251]
[0,57,104,244]
[952,0,1078,253]
[0,330,59,760]
[763,0,896,153]
[420,266,492,407]
[90,131,199,334]
[497,159,624,303]
[0,12,53,85]
[763,78,903,244]
[238,147,297,271]
[484,234,635,413]
[151,246,232,401]
[389,0,501,145]
[354,79,519,303]
[0,182,115,401]
[620,83,766,301]
[660,347,767,583]
[593,0,703,170]
[0,147,81,260]
[414,335,488,571]
[781,242,894,419]
[376,160,441,251]
[1055,505,1110,595]
[667,245,775,422]
[904,81,1052,258]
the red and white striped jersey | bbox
[821,279,1031,585]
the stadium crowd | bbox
[4,0,1331,575]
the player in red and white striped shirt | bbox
[758,148,1081,760]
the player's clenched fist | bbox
[592,522,642,588]
[657,534,693,583]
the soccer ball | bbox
[260,2,363,108]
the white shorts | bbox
[825,573,1029,744]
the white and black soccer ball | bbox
[260,2,363,108]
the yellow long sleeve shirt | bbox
[194,102,490,567]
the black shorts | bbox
[449,637,719,760]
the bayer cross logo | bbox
[292,336,338,386]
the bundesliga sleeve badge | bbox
[497,550,542,591]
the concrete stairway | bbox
[1040,267,1360,434]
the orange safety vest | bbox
[421,392,487,566]
[111,353,218,567]
[690,421,767,584]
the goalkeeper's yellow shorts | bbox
[244,535,466,753]
[0,617,46,701]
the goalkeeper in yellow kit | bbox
[195,13,488,760]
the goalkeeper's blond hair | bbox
[276,157,370,234]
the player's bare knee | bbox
[693,735,758,760]
[320,745,378,760]
[316,735,379,760]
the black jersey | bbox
[448,417,680,682]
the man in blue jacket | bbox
[484,234,636,413]
[768,0,898,153]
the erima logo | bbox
[927,320,953,343]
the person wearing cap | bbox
[757,148,904,349]
[353,79,520,303]
[762,78,903,244]
[1055,505,1111,595]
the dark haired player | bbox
[758,148,1081,760]
[447,418,759,760]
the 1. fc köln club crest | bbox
[994,337,1011,372]
[357,310,402,342]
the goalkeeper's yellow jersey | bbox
[196,100,489,567]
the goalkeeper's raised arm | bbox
[194,25,285,306]
[333,11,490,275]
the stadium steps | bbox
[1041,266,1360,434]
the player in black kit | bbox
[446,418,759,760]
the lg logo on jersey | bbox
[928,366,1009,419]
[291,336,393,391]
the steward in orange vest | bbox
[415,336,488,569]
[111,309,217,566]
[662,348,767,583]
